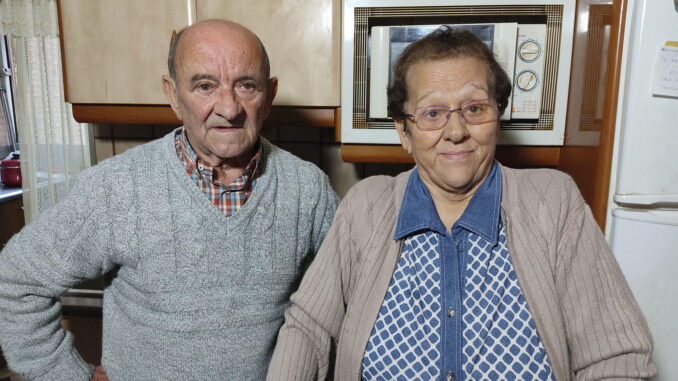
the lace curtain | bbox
[0,0,91,224]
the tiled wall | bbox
[92,123,414,198]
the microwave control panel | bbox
[511,24,547,119]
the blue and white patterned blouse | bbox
[361,164,554,381]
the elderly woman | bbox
[267,27,655,380]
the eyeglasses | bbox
[402,99,499,131]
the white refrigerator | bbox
[606,0,678,379]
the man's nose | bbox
[213,88,243,120]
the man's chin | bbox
[212,144,256,162]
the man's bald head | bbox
[167,19,271,88]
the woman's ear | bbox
[394,119,412,155]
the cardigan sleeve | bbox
[554,179,656,380]
[267,196,353,381]
[0,169,116,381]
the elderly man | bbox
[0,19,338,380]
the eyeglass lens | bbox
[413,101,497,130]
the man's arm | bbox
[0,172,114,381]
[309,172,340,253]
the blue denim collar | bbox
[394,162,501,245]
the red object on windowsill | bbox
[0,152,21,187]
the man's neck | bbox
[212,165,247,186]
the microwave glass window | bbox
[387,25,495,86]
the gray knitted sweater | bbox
[0,131,339,380]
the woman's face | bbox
[395,56,499,198]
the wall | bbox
[92,123,414,197]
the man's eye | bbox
[197,83,212,91]
[239,82,256,91]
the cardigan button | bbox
[446,371,455,381]
[447,307,456,318]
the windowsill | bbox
[60,289,103,317]
[0,183,21,203]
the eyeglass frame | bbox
[399,98,500,131]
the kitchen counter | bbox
[0,186,23,247]
[0,183,22,203]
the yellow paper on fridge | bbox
[652,41,678,98]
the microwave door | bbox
[492,23,518,121]
[369,26,391,120]
[368,23,518,121]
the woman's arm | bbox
[267,205,353,381]
[555,179,656,380]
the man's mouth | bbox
[211,125,242,130]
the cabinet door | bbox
[59,0,190,104]
[196,0,341,107]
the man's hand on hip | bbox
[90,365,109,381]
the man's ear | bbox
[263,77,278,119]
[394,119,412,155]
[162,75,182,121]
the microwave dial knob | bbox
[519,40,541,62]
[517,70,538,92]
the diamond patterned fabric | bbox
[462,225,554,380]
[362,223,554,380]
[362,232,442,380]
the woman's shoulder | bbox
[501,166,577,190]
[345,170,410,200]
[500,165,584,207]
[339,170,412,216]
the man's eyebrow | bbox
[234,75,260,83]
[189,74,261,84]
[190,74,218,83]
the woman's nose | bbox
[442,111,469,143]
[213,89,243,120]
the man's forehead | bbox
[176,25,264,80]
[178,54,264,83]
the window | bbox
[0,35,17,159]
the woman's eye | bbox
[466,104,487,114]
[424,110,441,119]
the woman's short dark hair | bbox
[387,26,512,125]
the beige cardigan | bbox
[267,165,656,380]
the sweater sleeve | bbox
[0,170,116,381]
[267,195,351,381]
[310,171,340,254]
[554,178,656,380]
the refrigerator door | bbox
[614,0,678,200]
[610,208,678,379]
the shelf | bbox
[341,144,561,167]
[72,104,339,128]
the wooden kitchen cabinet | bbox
[58,0,341,109]
[196,0,341,107]
[58,0,191,105]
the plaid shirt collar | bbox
[175,128,262,215]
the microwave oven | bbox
[341,0,576,146]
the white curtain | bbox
[0,0,91,224]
